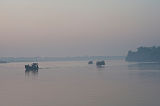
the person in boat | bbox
[96,60,105,66]
[25,63,39,71]
[88,61,93,64]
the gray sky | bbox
[0,0,160,57]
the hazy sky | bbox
[0,0,160,57]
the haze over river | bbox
[0,60,160,106]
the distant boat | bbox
[88,61,93,64]
[25,63,39,71]
[96,60,105,66]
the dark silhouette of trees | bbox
[126,46,160,62]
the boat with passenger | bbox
[96,60,105,66]
[88,61,93,64]
[25,63,39,71]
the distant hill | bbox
[126,46,160,62]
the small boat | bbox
[96,60,105,66]
[25,63,39,71]
[88,61,93,64]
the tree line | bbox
[126,46,160,62]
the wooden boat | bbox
[88,61,93,64]
[25,63,39,71]
[96,60,105,66]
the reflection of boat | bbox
[96,60,105,66]
[25,68,38,78]
[88,61,93,64]
[25,63,39,71]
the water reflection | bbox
[25,70,38,79]
[128,62,160,80]
[128,63,160,70]
[96,65,106,71]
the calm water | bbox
[0,60,160,106]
